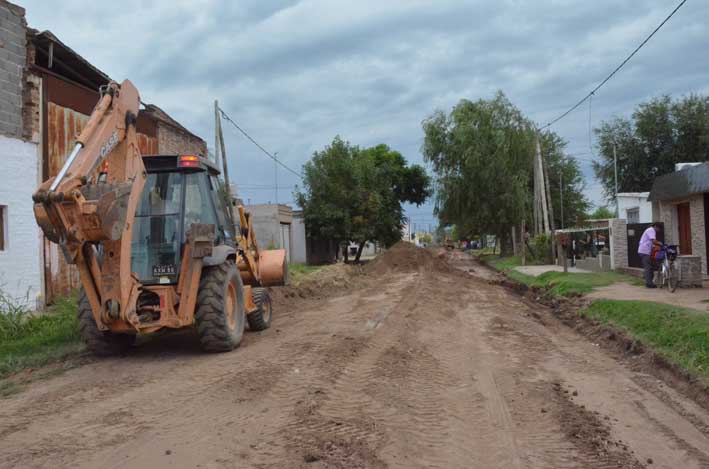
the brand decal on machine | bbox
[99,130,119,159]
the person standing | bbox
[638,222,663,288]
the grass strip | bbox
[583,299,709,382]
[0,296,83,379]
[485,255,638,296]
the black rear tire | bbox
[195,260,246,352]
[247,288,272,331]
[77,290,135,356]
[668,263,679,293]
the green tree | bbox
[296,137,356,249]
[419,233,433,244]
[593,94,709,202]
[587,205,615,220]
[423,92,535,254]
[296,138,431,262]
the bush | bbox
[529,234,552,264]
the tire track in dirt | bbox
[1,245,708,468]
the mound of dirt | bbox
[270,263,359,307]
[364,242,459,276]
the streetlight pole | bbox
[613,143,619,217]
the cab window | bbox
[184,173,218,240]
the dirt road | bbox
[1,244,709,468]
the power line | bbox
[541,0,688,130]
[217,107,304,178]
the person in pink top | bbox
[638,222,663,288]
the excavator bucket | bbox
[259,249,288,286]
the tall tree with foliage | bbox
[296,137,431,262]
[423,92,589,251]
[593,94,709,202]
[423,92,534,254]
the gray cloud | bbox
[21,0,709,219]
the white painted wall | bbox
[617,192,652,223]
[291,215,307,263]
[0,135,42,309]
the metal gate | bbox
[627,222,665,268]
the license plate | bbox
[152,264,176,277]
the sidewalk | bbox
[588,282,709,312]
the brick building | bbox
[649,162,709,283]
[0,1,41,307]
[0,0,208,306]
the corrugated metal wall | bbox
[44,103,88,301]
[44,102,159,302]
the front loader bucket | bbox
[260,249,288,286]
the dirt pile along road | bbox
[1,244,709,468]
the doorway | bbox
[677,202,692,255]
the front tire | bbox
[77,290,135,356]
[247,288,272,331]
[195,260,246,352]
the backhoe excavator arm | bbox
[33,80,145,331]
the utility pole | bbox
[274,151,279,205]
[533,144,541,235]
[536,136,550,234]
[532,133,551,235]
[214,99,238,232]
[213,100,221,166]
[613,142,619,217]
[560,169,564,229]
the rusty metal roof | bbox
[31,30,111,89]
[648,162,709,201]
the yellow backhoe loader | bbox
[32,80,287,355]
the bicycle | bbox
[655,244,679,293]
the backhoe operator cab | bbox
[131,155,233,285]
[83,153,282,355]
[73,153,286,356]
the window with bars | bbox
[626,208,640,224]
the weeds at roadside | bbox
[0,293,83,380]
[289,263,323,285]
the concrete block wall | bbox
[0,135,41,308]
[609,218,628,269]
[676,255,702,288]
[689,194,707,275]
[0,1,27,139]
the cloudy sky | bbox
[22,0,708,230]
